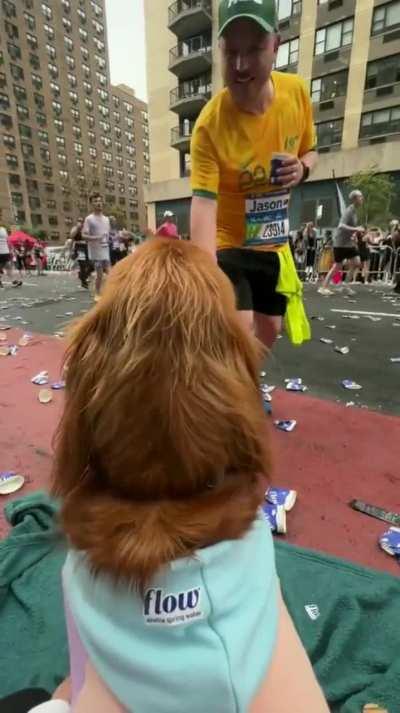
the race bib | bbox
[245,190,290,248]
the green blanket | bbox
[1,493,399,712]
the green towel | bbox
[276,540,400,713]
[1,494,399,712]
[0,492,68,698]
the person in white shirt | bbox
[82,193,110,301]
[0,212,22,287]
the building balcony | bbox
[170,84,211,116]
[168,0,212,40]
[169,38,212,80]
[171,123,195,152]
[363,82,400,112]
[313,94,346,124]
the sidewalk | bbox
[0,329,399,575]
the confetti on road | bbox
[275,420,297,432]
[342,379,363,391]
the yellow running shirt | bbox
[191,71,316,252]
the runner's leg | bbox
[95,263,103,294]
[254,313,282,349]
[322,261,341,289]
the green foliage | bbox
[346,169,395,228]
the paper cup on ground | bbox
[38,388,53,404]
[0,472,25,495]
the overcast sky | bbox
[105,0,148,101]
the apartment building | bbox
[144,0,400,232]
[0,0,150,240]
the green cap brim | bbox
[218,14,275,38]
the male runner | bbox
[318,190,364,295]
[82,193,110,301]
[190,0,318,347]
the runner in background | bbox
[0,214,22,287]
[156,210,180,239]
[72,219,91,289]
[318,190,364,296]
[303,222,317,282]
[82,193,111,302]
[190,0,317,349]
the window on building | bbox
[114,126,122,138]
[73,126,82,138]
[102,151,112,162]
[3,0,16,18]
[79,28,88,43]
[74,142,83,154]
[47,199,56,210]
[10,64,24,81]
[96,71,107,86]
[67,73,77,88]
[116,155,123,166]
[17,103,29,120]
[9,173,21,186]
[125,131,134,143]
[36,112,47,126]
[26,33,38,50]
[113,111,121,123]
[11,192,24,206]
[98,105,110,117]
[43,23,54,40]
[66,56,75,69]
[115,141,123,153]
[24,161,36,175]
[97,88,109,103]
[87,115,95,128]
[95,54,106,70]
[126,145,135,156]
[89,147,97,158]
[125,117,134,128]
[32,73,42,89]
[277,0,302,20]
[372,1,400,35]
[88,130,96,144]
[58,152,67,165]
[54,119,64,133]
[19,123,32,138]
[24,11,36,30]
[82,63,91,78]
[46,43,56,59]
[6,154,18,169]
[315,18,354,55]
[52,100,62,115]
[3,134,16,148]
[21,142,34,158]
[29,195,41,210]
[40,147,50,162]
[311,70,348,102]
[93,38,105,52]
[31,214,43,226]
[360,105,400,139]
[41,3,52,20]
[48,63,58,78]
[77,8,87,23]
[100,120,111,133]
[42,165,52,178]
[0,113,12,129]
[5,21,18,40]
[116,169,124,181]
[27,179,39,192]
[93,19,104,34]
[83,81,92,94]
[276,37,299,68]
[69,91,78,105]
[59,170,69,182]
[316,118,343,147]
[63,17,72,32]
[91,1,103,17]
[45,183,55,193]
[0,92,10,110]
[50,81,60,96]
[365,54,400,89]
[56,136,65,148]
[30,53,40,69]
[38,130,49,144]
[8,43,21,61]
[85,97,94,111]
[101,136,112,148]
[127,159,136,170]
[76,159,84,170]
[62,0,71,12]
[65,37,74,52]
[71,108,80,123]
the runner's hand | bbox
[275,156,304,188]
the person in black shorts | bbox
[319,190,364,295]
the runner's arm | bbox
[190,196,217,257]
[190,123,219,257]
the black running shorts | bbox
[217,248,287,317]
[333,247,359,263]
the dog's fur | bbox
[53,238,271,591]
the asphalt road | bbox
[1,272,400,415]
